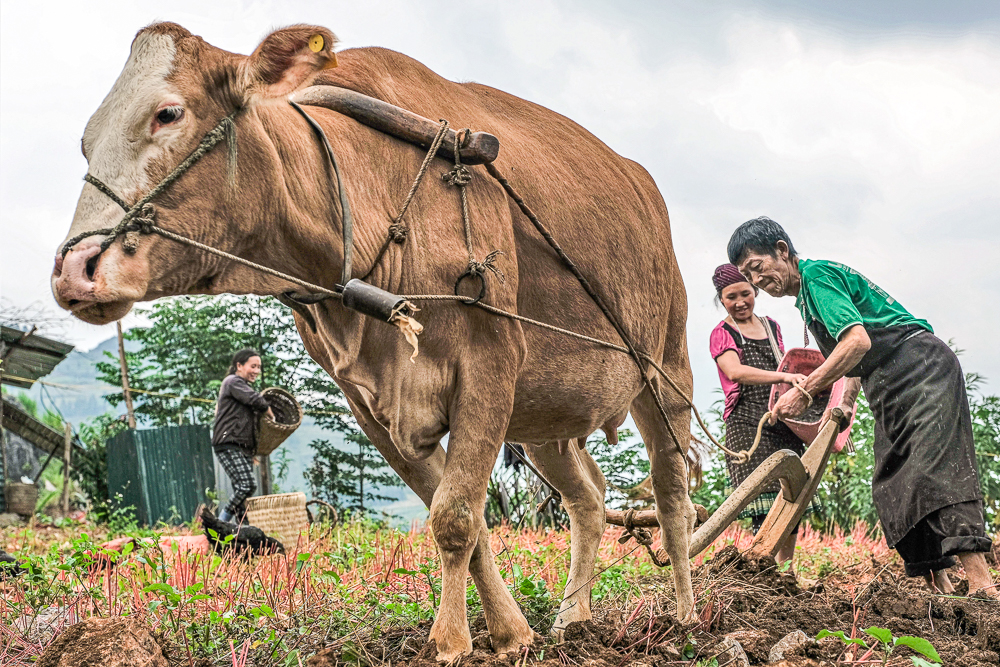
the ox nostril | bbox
[68,299,81,307]
[85,254,100,281]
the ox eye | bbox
[156,106,184,125]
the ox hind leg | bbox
[629,376,697,621]
[340,388,534,660]
[525,439,606,639]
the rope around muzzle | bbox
[61,111,239,258]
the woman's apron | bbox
[807,321,982,546]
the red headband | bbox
[713,263,752,294]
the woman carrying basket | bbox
[212,349,273,523]
[710,264,815,569]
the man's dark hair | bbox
[727,216,798,265]
[226,348,261,377]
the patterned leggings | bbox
[216,448,256,519]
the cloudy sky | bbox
[2,0,998,410]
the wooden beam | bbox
[748,409,847,558]
[292,86,500,165]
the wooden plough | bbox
[606,408,850,561]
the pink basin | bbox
[768,347,855,452]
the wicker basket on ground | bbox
[5,482,38,517]
[245,492,309,543]
[255,387,302,456]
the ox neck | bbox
[288,101,353,289]
[246,103,355,299]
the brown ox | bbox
[52,23,695,661]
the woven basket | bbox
[5,482,38,517]
[255,387,302,456]
[245,492,309,542]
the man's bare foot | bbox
[923,569,955,594]
[957,552,1000,599]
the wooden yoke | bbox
[748,408,848,558]
[291,86,500,165]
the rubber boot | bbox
[218,508,234,523]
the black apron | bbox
[807,320,982,546]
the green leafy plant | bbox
[817,626,942,666]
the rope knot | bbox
[618,508,654,547]
[122,203,156,254]
[442,163,472,187]
[467,249,506,285]
[388,222,408,244]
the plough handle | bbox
[604,408,847,563]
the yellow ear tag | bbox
[309,34,324,53]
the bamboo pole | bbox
[60,422,72,515]
[116,321,136,429]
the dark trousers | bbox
[216,447,256,520]
[894,500,993,576]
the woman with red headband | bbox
[709,263,811,567]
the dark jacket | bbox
[212,375,269,450]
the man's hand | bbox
[822,402,853,431]
[266,407,275,421]
[823,378,860,431]
[769,385,810,424]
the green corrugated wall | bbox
[106,425,216,525]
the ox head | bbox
[52,22,339,324]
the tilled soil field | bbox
[307,545,1000,667]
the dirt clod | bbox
[768,629,812,662]
[36,617,168,667]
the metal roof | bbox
[1,325,74,389]
[0,394,85,459]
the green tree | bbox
[95,295,350,428]
[689,396,730,516]
[93,295,413,506]
[73,414,129,519]
[967,373,1000,530]
[816,391,879,532]
[305,431,402,517]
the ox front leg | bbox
[631,383,697,622]
[428,417,534,661]
[341,385,533,660]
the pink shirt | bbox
[709,318,784,420]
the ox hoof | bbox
[491,628,540,656]
[428,628,472,664]
[433,643,470,664]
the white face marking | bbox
[64,32,182,244]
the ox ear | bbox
[240,25,339,101]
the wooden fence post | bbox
[117,321,136,429]
[60,422,72,515]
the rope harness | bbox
[62,97,771,551]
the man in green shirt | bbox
[727,216,995,598]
